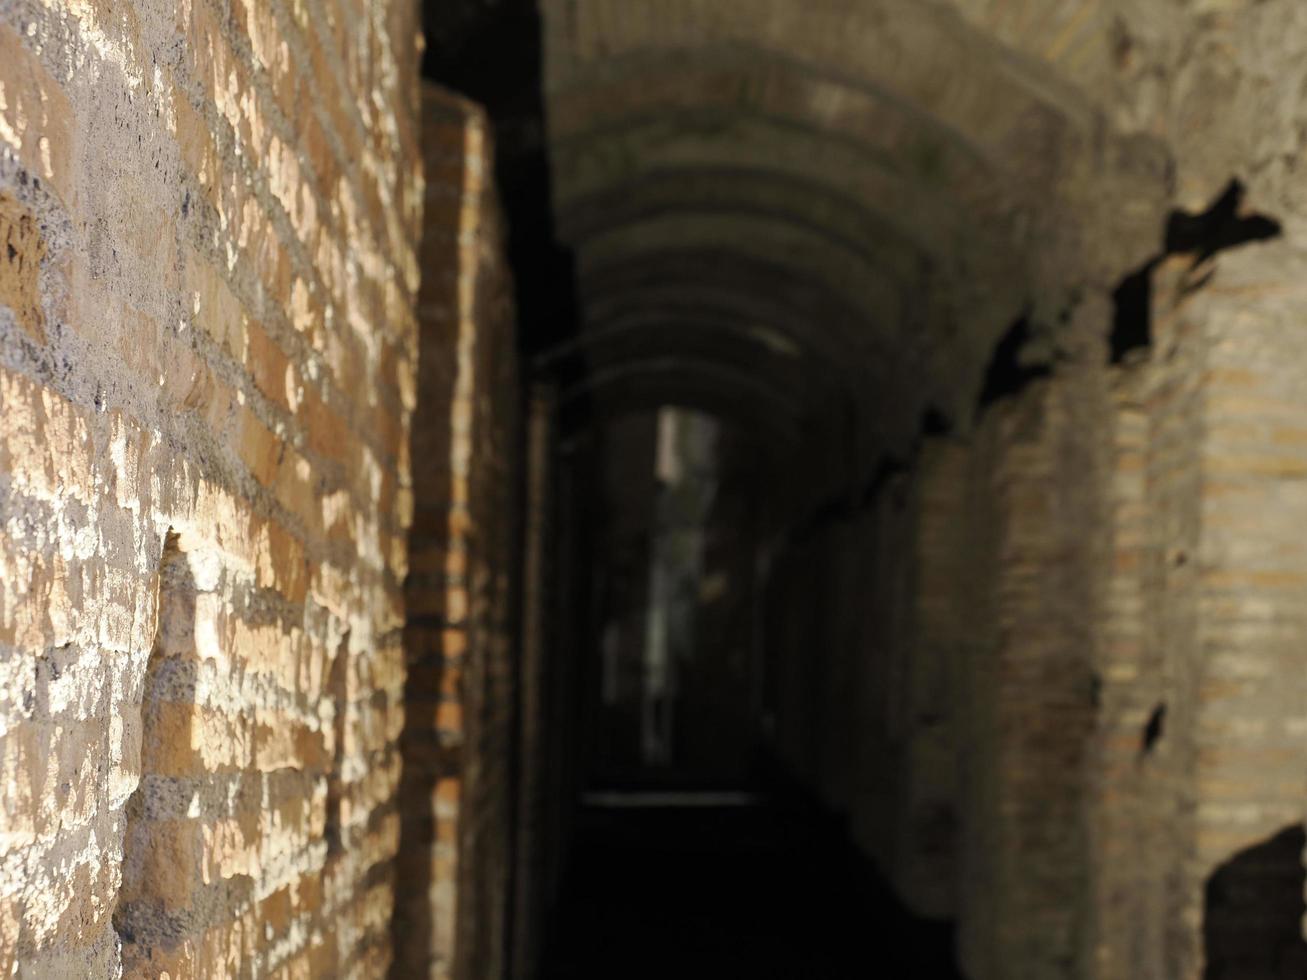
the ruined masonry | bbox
[2,1,1307,979]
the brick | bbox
[0,0,423,971]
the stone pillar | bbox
[953,302,1111,980]
[1178,242,1307,979]
[1084,242,1307,979]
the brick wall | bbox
[393,87,520,980]
[1157,243,1307,979]
[765,364,1108,975]
[832,444,968,923]
[765,253,1307,979]
[0,0,422,974]
[1079,245,1307,980]
[952,376,1103,980]
[844,489,928,905]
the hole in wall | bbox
[1141,702,1166,755]
[1110,261,1157,365]
[1203,825,1307,979]
[1109,179,1283,366]
[1166,179,1282,265]
[976,313,1051,413]
[325,629,351,860]
[920,405,952,437]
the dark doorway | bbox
[1203,824,1307,979]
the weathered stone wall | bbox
[1102,244,1307,980]
[951,374,1105,980]
[1182,242,1307,979]
[767,248,1307,978]
[1061,246,1307,980]
[0,0,423,974]
[394,87,520,980]
[4,1,1306,977]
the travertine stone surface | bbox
[0,0,423,974]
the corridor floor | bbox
[541,795,965,979]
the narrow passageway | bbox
[6,1,1307,977]
[542,795,963,979]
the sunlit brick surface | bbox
[0,1,422,974]
[392,88,519,980]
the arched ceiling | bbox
[538,0,1172,466]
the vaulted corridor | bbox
[2,1,1307,978]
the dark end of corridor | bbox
[542,794,963,980]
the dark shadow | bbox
[324,629,350,860]
[921,404,953,437]
[1110,260,1156,364]
[1111,179,1282,365]
[540,791,966,979]
[1140,702,1166,756]
[1166,179,1282,265]
[976,313,1050,413]
[786,402,955,541]
[422,0,579,363]
[1203,824,1307,979]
